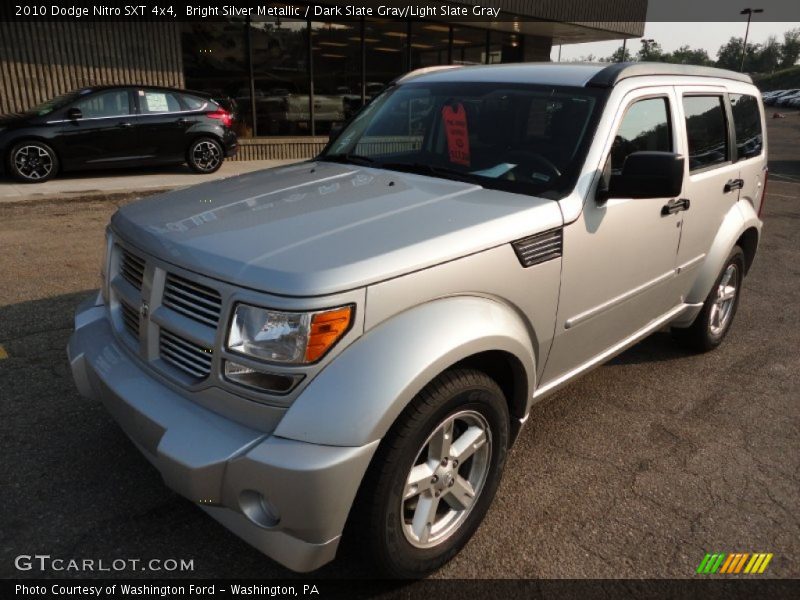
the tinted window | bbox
[139,90,182,113]
[683,96,729,171]
[610,97,671,173]
[73,90,131,118]
[730,94,763,160]
[181,94,209,110]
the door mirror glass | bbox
[67,107,82,120]
[603,151,684,199]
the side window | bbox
[682,96,729,171]
[139,90,182,113]
[181,94,209,111]
[730,94,763,160]
[610,97,671,173]
[73,90,130,118]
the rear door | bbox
[133,88,191,162]
[729,91,767,216]
[673,88,741,288]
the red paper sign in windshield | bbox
[442,103,471,167]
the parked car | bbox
[68,63,766,577]
[0,86,237,183]
[774,90,800,107]
[764,88,800,106]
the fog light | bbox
[223,360,301,394]
[239,490,280,528]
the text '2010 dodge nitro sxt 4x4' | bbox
[68,63,767,577]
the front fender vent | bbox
[512,229,563,268]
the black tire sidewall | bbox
[8,141,59,183]
[369,370,509,578]
[187,137,224,173]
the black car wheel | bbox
[351,369,509,578]
[8,140,59,183]
[187,137,224,174]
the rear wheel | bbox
[8,140,59,183]
[187,137,224,174]
[672,246,745,352]
[352,369,509,578]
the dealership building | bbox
[0,1,645,159]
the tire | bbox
[7,140,59,183]
[187,137,224,174]
[672,246,745,352]
[351,368,510,578]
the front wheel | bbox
[672,246,745,352]
[187,137,224,174]
[352,369,509,578]
[7,140,59,182]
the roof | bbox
[399,62,753,88]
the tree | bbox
[781,28,800,68]
[668,45,712,66]
[638,40,664,62]
[753,35,782,73]
[716,36,760,71]
[602,46,633,63]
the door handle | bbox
[117,121,133,128]
[724,178,744,193]
[661,198,691,216]
[176,118,189,125]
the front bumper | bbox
[67,294,378,572]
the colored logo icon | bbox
[696,552,773,574]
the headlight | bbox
[227,304,353,364]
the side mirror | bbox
[67,107,82,120]
[601,151,684,200]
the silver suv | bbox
[68,63,767,577]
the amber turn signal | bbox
[305,306,353,362]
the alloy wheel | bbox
[401,410,492,548]
[14,145,54,180]
[192,140,221,172]
[709,263,739,336]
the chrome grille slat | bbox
[120,301,139,339]
[159,328,213,379]
[120,249,145,290]
[163,274,222,327]
[512,229,563,268]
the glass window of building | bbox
[488,31,524,64]
[311,21,359,135]
[182,21,250,135]
[450,25,487,65]
[364,19,408,101]
[249,12,310,136]
[409,22,451,69]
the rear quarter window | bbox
[181,94,210,111]
[730,94,763,160]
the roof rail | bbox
[587,62,753,88]
[393,65,464,84]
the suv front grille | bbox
[120,248,145,290]
[163,273,222,327]
[120,301,139,339]
[159,328,213,380]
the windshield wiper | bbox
[320,153,376,166]
[378,162,483,185]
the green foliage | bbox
[753,65,800,91]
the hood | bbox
[112,161,563,296]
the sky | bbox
[551,22,800,62]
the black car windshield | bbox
[25,91,85,116]
[321,81,606,198]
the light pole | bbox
[740,8,764,71]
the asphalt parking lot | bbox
[1,112,798,581]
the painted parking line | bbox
[0,344,8,359]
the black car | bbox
[0,86,238,183]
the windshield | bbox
[321,81,606,198]
[25,91,84,116]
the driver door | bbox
[540,87,685,387]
